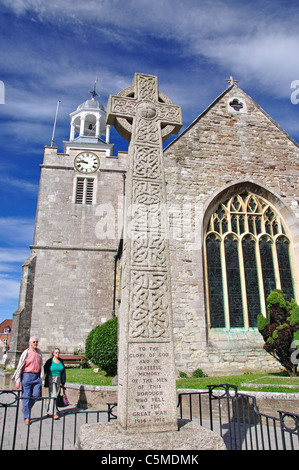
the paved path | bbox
[0,392,109,450]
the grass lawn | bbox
[176,373,299,393]
[65,368,113,386]
[64,368,299,394]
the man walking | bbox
[13,337,43,425]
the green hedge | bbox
[85,328,96,361]
[86,317,118,376]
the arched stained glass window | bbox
[225,235,243,327]
[205,191,295,328]
[206,234,225,327]
[259,236,276,304]
[276,236,294,301]
[242,235,260,327]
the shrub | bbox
[266,289,288,310]
[257,314,269,332]
[85,328,96,361]
[266,336,275,346]
[80,357,90,369]
[293,330,299,344]
[179,371,188,378]
[257,290,299,376]
[90,317,118,376]
[192,368,206,378]
[272,329,278,340]
[289,304,299,326]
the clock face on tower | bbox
[74,152,100,173]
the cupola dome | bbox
[63,78,114,156]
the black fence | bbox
[1,385,299,450]
[177,384,299,450]
[0,390,111,450]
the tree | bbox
[257,290,299,376]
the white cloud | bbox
[0,174,38,195]
[0,217,35,245]
[0,248,30,263]
[1,0,298,99]
[196,33,299,98]
[0,274,20,322]
[0,0,298,136]
[0,275,20,299]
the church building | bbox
[9,77,299,375]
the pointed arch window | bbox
[205,192,294,329]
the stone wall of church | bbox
[164,85,299,376]
[29,247,116,353]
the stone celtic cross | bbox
[107,73,182,433]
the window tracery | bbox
[205,191,294,329]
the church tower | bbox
[9,83,127,363]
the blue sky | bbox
[0,0,299,324]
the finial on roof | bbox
[225,76,239,86]
[89,76,99,100]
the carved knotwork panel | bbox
[131,180,164,232]
[135,117,159,144]
[130,270,170,339]
[131,232,167,268]
[128,204,163,233]
[110,96,136,117]
[157,105,182,125]
[133,180,162,205]
[133,145,161,180]
[136,75,157,101]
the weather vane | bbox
[89,76,99,99]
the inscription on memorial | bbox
[127,343,175,429]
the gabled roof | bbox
[164,83,299,150]
[0,319,12,333]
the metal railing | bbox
[177,384,299,450]
[1,385,299,450]
[0,390,111,450]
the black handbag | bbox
[56,386,69,407]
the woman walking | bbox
[44,348,66,419]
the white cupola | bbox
[63,79,113,156]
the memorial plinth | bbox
[75,420,227,450]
